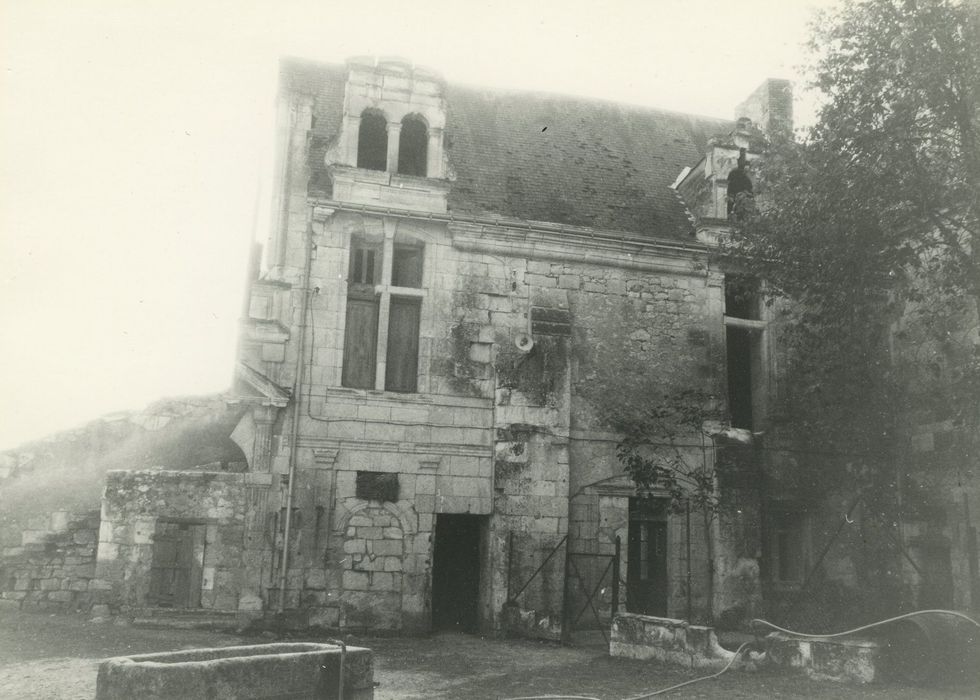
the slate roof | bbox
[280,58,732,240]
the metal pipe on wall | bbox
[277,206,315,614]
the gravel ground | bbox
[0,608,976,699]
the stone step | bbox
[130,607,243,632]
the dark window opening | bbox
[397,115,428,177]
[391,245,423,288]
[724,275,760,320]
[357,110,388,171]
[351,247,377,285]
[769,509,805,583]
[726,327,753,430]
[385,297,421,392]
[727,148,753,216]
[356,471,399,502]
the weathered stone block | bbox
[526,273,557,288]
[610,613,735,670]
[372,540,402,556]
[370,572,396,591]
[342,571,370,591]
[344,538,367,554]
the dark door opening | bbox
[431,514,482,632]
[627,498,668,616]
[148,520,204,608]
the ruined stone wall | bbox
[95,470,249,612]
[0,510,100,612]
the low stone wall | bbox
[95,642,374,700]
[609,613,736,669]
[0,510,100,612]
[766,633,880,684]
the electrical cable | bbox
[500,643,751,700]
[501,609,980,700]
[503,696,601,700]
[620,642,752,700]
[750,608,980,638]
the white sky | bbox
[0,0,833,450]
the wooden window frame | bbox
[341,232,426,393]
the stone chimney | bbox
[735,79,793,137]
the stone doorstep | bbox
[130,607,247,632]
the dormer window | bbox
[357,109,388,171]
[397,114,428,177]
[726,148,753,216]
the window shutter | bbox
[342,298,379,389]
[385,297,421,392]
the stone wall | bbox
[0,509,100,612]
[95,470,249,612]
[234,196,758,630]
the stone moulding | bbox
[95,643,374,700]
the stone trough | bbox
[95,642,374,700]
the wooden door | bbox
[627,499,668,616]
[148,521,204,608]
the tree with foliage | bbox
[725,0,979,615]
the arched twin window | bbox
[356,109,429,177]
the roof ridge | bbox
[277,55,733,125]
[446,80,733,125]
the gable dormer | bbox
[674,79,791,241]
[328,57,450,213]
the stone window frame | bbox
[340,222,428,394]
[341,105,445,178]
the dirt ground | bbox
[0,607,976,699]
